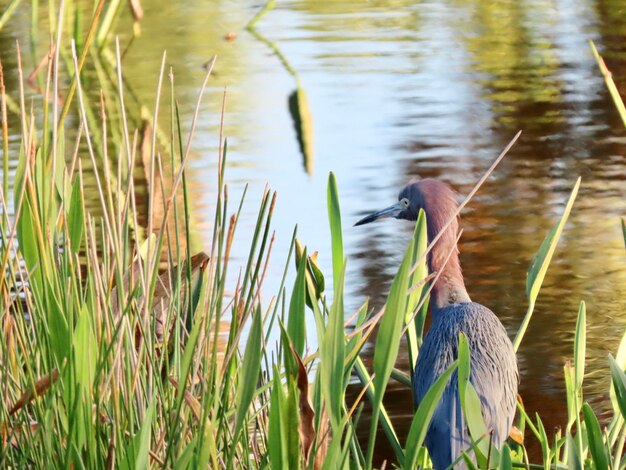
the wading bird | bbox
[355,179,518,470]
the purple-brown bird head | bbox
[354,179,458,227]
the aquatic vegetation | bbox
[1,4,626,470]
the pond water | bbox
[2,0,626,463]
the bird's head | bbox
[354,179,456,227]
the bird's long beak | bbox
[354,202,404,226]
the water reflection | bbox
[1,0,626,463]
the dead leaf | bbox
[1,421,39,448]
[129,0,144,21]
[105,432,116,470]
[509,425,523,445]
[168,376,202,420]
[111,251,209,321]
[289,342,315,463]
[9,369,59,415]
[313,408,329,470]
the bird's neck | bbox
[426,213,471,311]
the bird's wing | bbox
[423,375,471,470]
[415,333,470,470]
[467,338,518,445]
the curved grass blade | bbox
[514,177,580,352]
[609,354,626,420]
[233,306,263,442]
[567,435,583,470]
[572,301,586,452]
[574,301,586,395]
[268,367,287,469]
[582,403,609,470]
[327,172,344,291]
[406,209,428,372]
[120,399,155,470]
[319,263,346,431]
[67,178,85,254]
[288,245,308,357]
[403,359,458,469]
[365,239,413,467]
[499,443,512,470]
[353,356,403,461]
[458,332,498,466]
[590,41,626,128]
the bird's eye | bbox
[400,198,409,208]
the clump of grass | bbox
[1,3,626,469]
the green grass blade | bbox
[17,197,40,274]
[366,239,413,467]
[590,41,626,128]
[67,178,85,254]
[611,333,626,415]
[582,403,609,470]
[535,413,552,469]
[461,453,480,470]
[245,0,276,30]
[573,301,586,453]
[567,435,583,470]
[288,246,307,357]
[514,177,580,352]
[403,359,458,469]
[286,379,301,469]
[327,172,344,292]
[353,356,403,461]
[47,282,70,364]
[120,399,155,470]
[73,305,96,397]
[499,443,512,470]
[458,332,498,466]
[564,363,576,434]
[268,367,287,469]
[320,263,346,431]
[574,301,586,393]
[609,355,626,420]
[406,209,428,372]
[135,400,155,470]
[234,306,263,440]
[0,0,22,32]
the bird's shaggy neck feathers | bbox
[415,180,471,310]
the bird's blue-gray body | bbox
[414,302,518,470]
